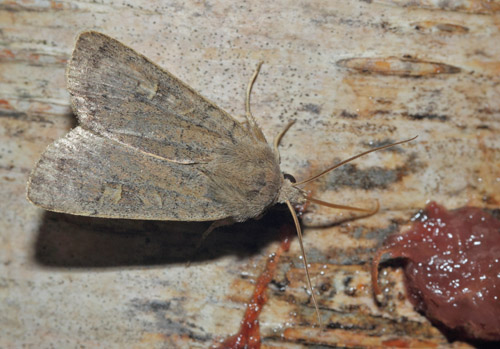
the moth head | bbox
[277,172,306,205]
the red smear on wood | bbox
[382,338,410,348]
[372,201,500,341]
[0,49,15,59]
[381,338,438,348]
[0,99,13,109]
[219,226,292,349]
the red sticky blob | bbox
[372,202,500,341]
[219,226,292,349]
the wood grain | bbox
[1,0,498,348]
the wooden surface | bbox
[1,0,499,348]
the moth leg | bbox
[244,62,267,142]
[186,218,234,266]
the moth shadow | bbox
[34,206,291,268]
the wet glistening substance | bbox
[372,201,500,341]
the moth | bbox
[27,32,413,325]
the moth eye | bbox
[284,173,296,183]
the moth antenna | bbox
[245,61,267,142]
[273,120,296,155]
[285,200,323,328]
[308,196,379,214]
[293,136,418,187]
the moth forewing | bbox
[66,31,252,165]
[28,31,285,223]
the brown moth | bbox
[27,31,414,325]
